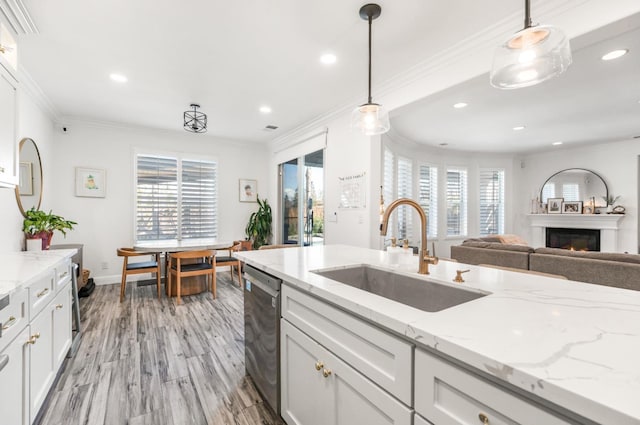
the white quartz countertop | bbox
[0,249,77,297]
[236,245,640,425]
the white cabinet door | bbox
[29,309,55,422]
[282,320,412,425]
[0,64,17,188]
[52,283,72,369]
[0,327,30,425]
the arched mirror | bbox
[540,168,608,207]
[14,138,43,216]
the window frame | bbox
[445,166,468,238]
[479,168,505,236]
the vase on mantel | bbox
[606,205,613,213]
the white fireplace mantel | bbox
[527,214,625,252]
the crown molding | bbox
[269,0,627,152]
[0,0,38,34]
[18,65,60,122]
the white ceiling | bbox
[19,0,524,142]
[390,13,640,154]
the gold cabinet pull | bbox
[60,271,68,278]
[26,332,40,345]
[322,369,332,378]
[55,304,63,310]
[315,361,324,371]
[478,412,490,424]
[2,316,16,330]
[0,45,5,54]
[37,288,49,298]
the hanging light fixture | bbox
[351,3,390,136]
[183,103,207,133]
[490,0,571,89]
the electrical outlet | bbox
[101,261,109,270]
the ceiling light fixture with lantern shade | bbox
[351,3,390,136]
[183,103,207,133]
[490,0,572,89]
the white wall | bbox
[514,139,639,253]
[0,88,55,252]
[48,122,268,283]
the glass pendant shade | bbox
[490,24,572,89]
[351,102,390,136]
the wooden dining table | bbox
[134,238,234,296]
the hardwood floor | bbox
[37,272,283,425]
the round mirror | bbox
[14,138,43,216]
[540,168,608,208]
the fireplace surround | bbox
[546,227,600,251]
[528,214,624,252]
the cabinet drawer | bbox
[414,413,432,425]
[28,272,55,320]
[0,288,28,353]
[415,349,572,425]
[55,259,72,292]
[282,285,412,404]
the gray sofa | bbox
[451,241,640,291]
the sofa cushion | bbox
[533,248,640,265]
[465,234,529,245]
[461,241,534,253]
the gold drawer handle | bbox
[55,304,63,310]
[478,413,490,424]
[322,369,332,378]
[315,361,324,371]
[26,332,40,345]
[0,166,4,173]
[60,271,68,278]
[37,288,49,298]
[2,316,16,330]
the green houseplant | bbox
[245,197,272,249]
[23,208,77,250]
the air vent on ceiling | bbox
[263,125,279,132]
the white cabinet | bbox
[415,348,572,425]
[52,283,72,369]
[281,320,412,425]
[413,414,432,425]
[0,327,30,425]
[29,304,55,420]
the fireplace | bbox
[546,228,600,251]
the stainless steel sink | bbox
[313,265,487,312]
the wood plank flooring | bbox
[37,272,283,425]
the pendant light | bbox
[351,3,390,136]
[490,0,571,89]
[183,103,207,133]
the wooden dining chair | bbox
[168,250,216,305]
[215,243,242,287]
[117,248,161,302]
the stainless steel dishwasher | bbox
[243,264,282,415]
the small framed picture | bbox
[583,205,594,214]
[239,179,257,202]
[75,167,106,198]
[562,201,583,214]
[547,198,563,214]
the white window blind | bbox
[397,156,412,242]
[562,183,579,201]
[136,154,217,241]
[382,147,395,241]
[542,183,555,200]
[479,169,505,236]
[446,168,467,237]
[419,164,438,238]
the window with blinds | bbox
[136,154,217,241]
[562,183,580,201]
[542,183,555,200]
[396,156,412,242]
[479,169,505,236]
[446,168,467,237]
[419,164,437,238]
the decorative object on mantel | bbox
[490,0,571,89]
[612,205,626,214]
[602,194,621,213]
[350,3,390,136]
[547,197,563,214]
[245,197,272,249]
[183,103,207,133]
[23,208,76,250]
[75,167,106,198]
[562,201,582,214]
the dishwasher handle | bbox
[243,273,280,298]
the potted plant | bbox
[23,208,77,250]
[245,197,272,249]
[602,195,621,213]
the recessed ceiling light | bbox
[513,125,526,131]
[552,141,563,146]
[601,49,628,61]
[453,102,468,109]
[259,106,272,114]
[109,73,127,83]
[320,53,337,65]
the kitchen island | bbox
[236,244,640,425]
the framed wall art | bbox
[562,201,583,214]
[75,167,106,198]
[239,179,257,202]
[547,197,563,214]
